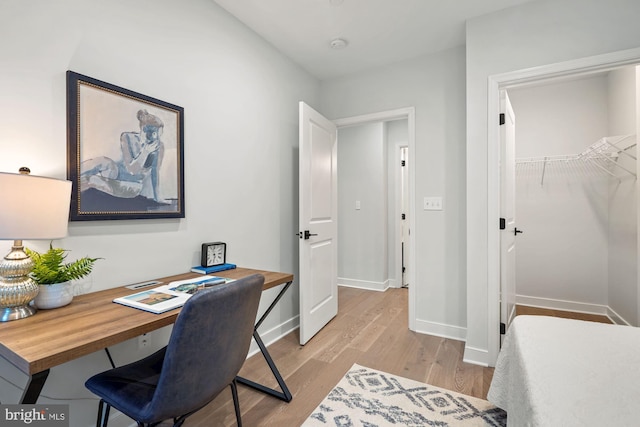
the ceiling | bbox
[212,0,538,80]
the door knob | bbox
[514,228,523,235]
[296,230,317,240]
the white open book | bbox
[113,275,234,314]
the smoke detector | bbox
[330,38,348,49]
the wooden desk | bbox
[0,267,294,404]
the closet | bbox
[508,66,639,327]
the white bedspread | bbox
[487,315,640,426]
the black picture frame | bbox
[66,70,185,221]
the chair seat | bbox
[85,348,166,423]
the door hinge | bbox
[401,160,406,167]
[499,113,505,125]
[499,218,506,230]
[500,322,506,335]
[402,213,406,220]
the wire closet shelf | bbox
[515,134,637,185]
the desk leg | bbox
[20,370,49,404]
[236,280,293,402]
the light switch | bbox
[423,196,443,211]
[355,200,361,210]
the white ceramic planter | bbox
[34,281,74,309]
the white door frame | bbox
[334,107,417,330]
[487,47,640,364]
[399,145,410,288]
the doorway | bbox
[333,107,417,330]
[336,119,409,291]
[487,47,640,364]
[506,71,637,330]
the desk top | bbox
[0,267,293,376]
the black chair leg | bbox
[96,399,111,427]
[230,380,242,427]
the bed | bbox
[487,315,640,426]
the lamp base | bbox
[0,240,39,322]
[0,304,37,322]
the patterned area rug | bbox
[303,364,507,427]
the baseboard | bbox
[248,314,299,357]
[462,345,489,367]
[414,319,466,342]
[607,306,632,326]
[106,411,135,427]
[516,294,608,315]
[338,277,389,292]
[515,294,633,326]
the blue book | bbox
[190,263,237,274]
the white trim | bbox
[393,145,404,290]
[334,107,417,331]
[334,108,415,128]
[248,315,299,358]
[516,295,608,315]
[338,278,389,292]
[107,412,133,427]
[608,307,632,326]
[414,319,466,342]
[487,77,501,366]
[485,46,640,366]
[516,295,633,326]
[407,110,416,330]
[462,346,489,367]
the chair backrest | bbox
[141,273,264,421]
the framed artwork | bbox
[66,71,185,221]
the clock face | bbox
[207,245,224,265]
[202,242,226,267]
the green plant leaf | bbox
[25,243,101,285]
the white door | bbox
[298,101,338,345]
[500,90,517,340]
[400,146,410,287]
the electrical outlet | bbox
[138,333,150,349]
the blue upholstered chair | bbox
[85,274,264,427]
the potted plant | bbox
[25,243,101,309]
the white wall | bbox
[0,0,319,425]
[466,0,640,365]
[509,75,610,309]
[321,46,468,340]
[338,122,388,289]
[607,67,638,326]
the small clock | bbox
[201,242,226,267]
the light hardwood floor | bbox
[515,305,613,324]
[181,286,493,426]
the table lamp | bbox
[0,168,72,321]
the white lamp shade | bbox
[0,172,72,240]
